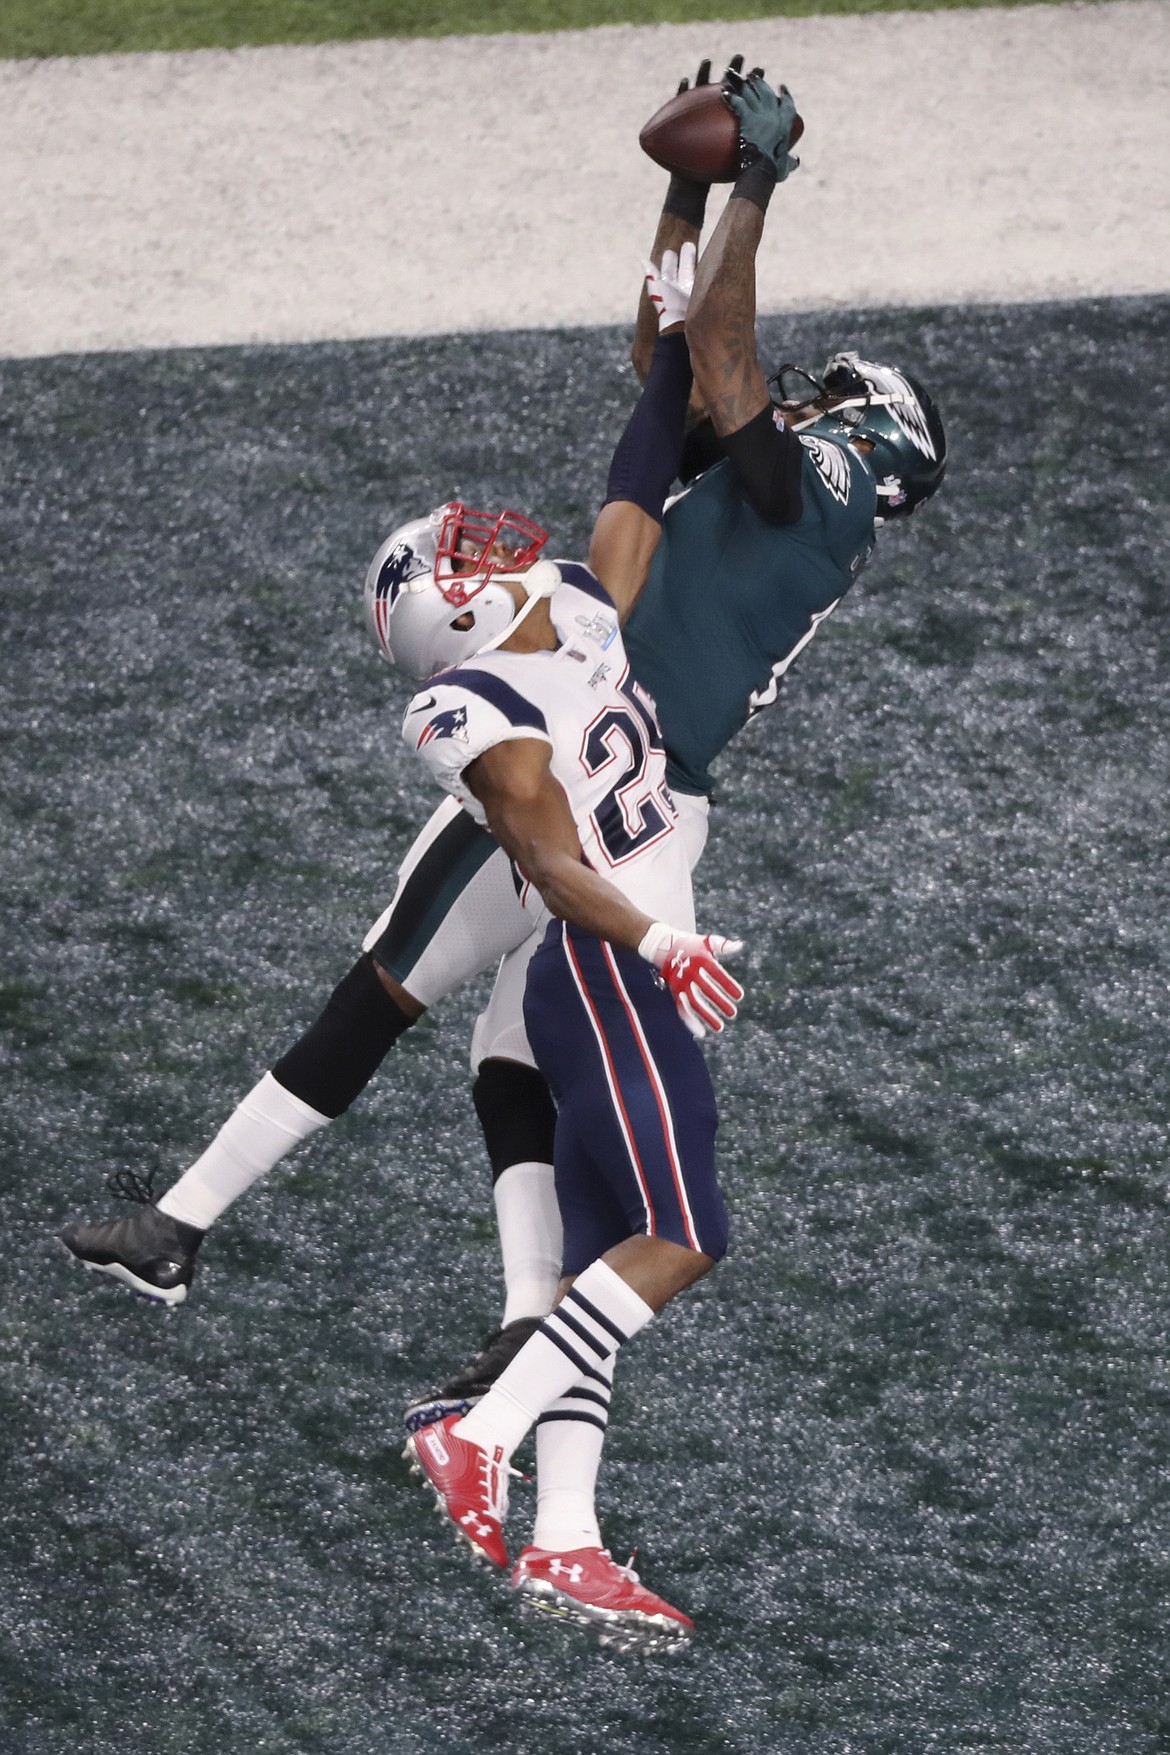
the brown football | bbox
[639,82,804,184]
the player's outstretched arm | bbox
[465,740,744,1037]
[592,251,696,618]
[631,56,726,384]
[634,208,702,387]
[465,739,656,952]
[686,72,800,439]
[685,197,770,439]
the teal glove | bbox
[724,71,800,182]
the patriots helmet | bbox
[773,352,946,520]
[363,502,557,680]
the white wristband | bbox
[637,921,676,966]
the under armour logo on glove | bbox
[637,922,745,1039]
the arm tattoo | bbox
[686,203,771,438]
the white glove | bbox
[638,920,744,1039]
[643,242,697,333]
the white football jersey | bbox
[402,562,694,929]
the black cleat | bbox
[60,1170,205,1306]
[403,1315,545,1434]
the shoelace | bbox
[599,1547,641,1586]
[106,1165,161,1204]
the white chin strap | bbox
[473,559,561,657]
[789,388,899,434]
[788,407,829,432]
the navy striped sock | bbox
[456,1260,653,1460]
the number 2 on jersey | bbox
[581,674,674,864]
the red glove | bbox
[637,922,745,1039]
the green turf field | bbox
[0,0,1108,60]
[3,297,1169,1751]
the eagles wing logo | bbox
[861,362,937,459]
[416,703,469,748]
[799,434,852,505]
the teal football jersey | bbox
[623,435,877,796]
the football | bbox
[639,82,803,184]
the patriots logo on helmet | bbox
[378,542,422,600]
[416,703,469,748]
[371,541,426,649]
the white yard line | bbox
[1,3,1167,358]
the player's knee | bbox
[472,1057,557,1182]
[271,953,415,1119]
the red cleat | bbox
[511,1546,693,1650]
[405,1413,509,1569]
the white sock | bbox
[156,1072,329,1231]
[532,1353,614,1553]
[494,1161,562,1326]
[456,1259,653,1461]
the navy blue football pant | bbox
[523,920,729,1277]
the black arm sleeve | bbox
[679,417,724,485]
[719,403,805,525]
[603,329,693,522]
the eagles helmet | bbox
[364,502,557,680]
[773,352,946,520]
